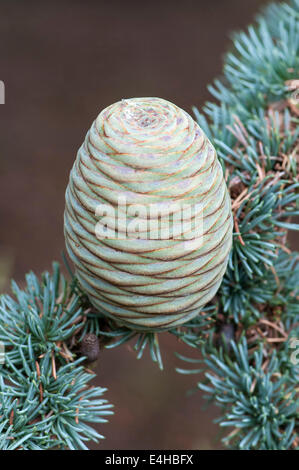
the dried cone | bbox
[80,333,100,363]
[64,98,233,331]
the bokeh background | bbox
[1,0,295,450]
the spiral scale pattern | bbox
[64,98,233,330]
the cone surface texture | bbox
[64,97,233,330]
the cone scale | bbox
[64,97,233,331]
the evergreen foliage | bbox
[0,264,113,449]
[178,0,299,450]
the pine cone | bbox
[80,333,100,363]
[64,98,233,331]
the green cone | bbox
[64,97,233,331]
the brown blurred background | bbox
[0,0,289,450]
